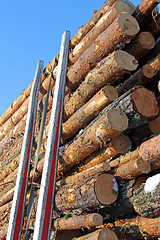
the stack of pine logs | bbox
[1,0,160,239]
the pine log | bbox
[70,0,118,47]
[64,50,138,119]
[126,31,155,60]
[132,0,160,24]
[57,161,110,187]
[55,173,118,212]
[114,156,151,179]
[73,227,118,240]
[62,85,118,141]
[148,115,160,133]
[78,134,132,172]
[54,213,103,230]
[70,0,133,63]
[56,108,128,176]
[117,64,155,95]
[55,230,81,240]
[0,187,15,207]
[66,13,139,94]
[130,182,160,218]
[149,52,160,77]
[105,216,160,239]
[147,13,160,37]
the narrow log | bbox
[0,187,15,207]
[149,52,160,77]
[132,0,160,24]
[54,213,103,230]
[73,227,118,240]
[148,115,160,133]
[66,13,139,93]
[108,216,160,239]
[55,173,118,212]
[57,161,110,187]
[117,64,155,95]
[64,50,138,119]
[62,85,118,141]
[126,31,155,60]
[114,156,151,179]
[57,108,128,176]
[130,182,160,218]
[70,0,118,47]
[147,13,160,37]
[79,134,132,172]
[70,0,133,63]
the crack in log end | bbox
[118,13,140,36]
[114,50,138,71]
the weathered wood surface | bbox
[132,0,160,24]
[70,0,133,63]
[64,50,138,119]
[66,13,140,94]
[55,174,118,212]
[53,213,103,230]
[149,115,160,133]
[147,13,160,37]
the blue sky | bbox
[0,0,139,115]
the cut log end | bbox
[92,213,104,226]
[139,32,155,50]
[107,108,128,132]
[94,173,118,205]
[132,87,159,118]
[133,176,147,191]
[115,0,133,14]
[103,85,118,102]
[114,50,138,71]
[149,116,160,133]
[118,13,140,36]
[137,158,151,173]
[103,161,111,172]
[142,65,155,78]
[111,134,132,154]
[98,227,118,240]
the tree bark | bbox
[130,183,160,218]
[57,161,110,187]
[147,13,160,38]
[132,0,160,25]
[0,187,15,207]
[149,52,160,77]
[64,50,138,119]
[66,13,139,94]
[70,0,133,63]
[106,216,160,239]
[126,31,155,60]
[56,108,128,176]
[117,64,155,95]
[70,0,119,48]
[55,174,118,212]
[62,85,118,141]
[73,227,118,240]
[53,213,103,230]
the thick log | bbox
[55,173,118,212]
[54,213,103,230]
[70,0,118,47]
[78,134,132,172]
[148,115,160,133]
[62,85,118,141]
[64,50,138,119]
[126,31,155,60]
[132,0,160,24]
[66,13,139,94]
[55,230,81,240]
[70,0,133,63]
[107,216,160,239]
[73,227,118,240]
[57,108,128,176]
[130,182,160,218]
[114,156,151,179]
[117,64,155,95]
[57,161,110,187]
[149,52,160,77]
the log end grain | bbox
[118,12,140,36]
[98,227,118,240]
[137,158,151,173]
[114,50,138,71]
[149,116,160,133]
[115,0,133,14]
[142,64,155,78]
[107,108,128,132]
[131,87,159,118]
[111,134,132,155]
[125,0,136,13]
[94,173,118,205]
[139,32,155,50]
[103,85,118,102]
[133,176,147,191]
